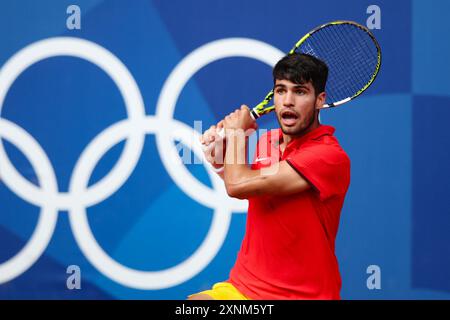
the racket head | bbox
[253,20,381,117]
[294,20,381,108]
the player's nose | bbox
[283,90,295,107]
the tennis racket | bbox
[202,20,381,149]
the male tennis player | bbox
[189,53,350,300]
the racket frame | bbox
[250,20,382,118]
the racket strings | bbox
[329,25,367,101]
[298,29,348,102]
[336,25,378,94]
[326,25,372,101]
[319,28,355,101]
[299,23,379,104]
[336,24,378,98]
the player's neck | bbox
[280,120,320,150]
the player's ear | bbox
[315,92,326,109]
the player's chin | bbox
[281,118,311,135]
[278,115,304,135]
[280,124,302,135]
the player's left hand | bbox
[223,105,257,132]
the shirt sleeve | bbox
[285,144,351,201]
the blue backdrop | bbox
[0,0,449,299]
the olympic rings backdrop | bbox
[0,0,449,299]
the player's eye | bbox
[275,88,286,94]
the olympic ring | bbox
[0,37,146,209]
[0,37,283,289]
[0,118,58,283]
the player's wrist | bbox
[224,128,244,139]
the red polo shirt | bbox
[228,125,351,300]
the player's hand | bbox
[200,124,226,168]
[223,105,257,133]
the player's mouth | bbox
[280,110,299,126]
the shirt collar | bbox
[271,125,336,150]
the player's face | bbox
[273,79,324,137]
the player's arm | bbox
[222,105,311,199]
[224,132,310,199]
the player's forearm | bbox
[224,133,264,199]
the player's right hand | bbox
[200,122,225,168]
